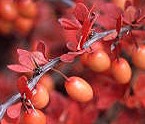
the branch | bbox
[47,0,75,7]
[83,25,145,48]
[0,24,145,120]
[61,0,75,7]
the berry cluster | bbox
[80,40,145,85]
[19,77,50,124]
[0,0,37,36]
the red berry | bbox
[65,76,93,102]
[38,74,55,92]
[80,52,89,66]
[0,0,18,21]
[14,17,34,36]
[0,19,13,35]
[80,42,104,66]
[87,50,111,72]
[31,84,49,109]
[20,109,46,124]
[132,45,145,70]
[111,58,132,84]
[16,0,37,18]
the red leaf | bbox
[17,76,33,99]
[17,48,29,55]
[123,6,136,23]
[66,42,78,51]
[98,3,122,19]
[79,18,91,48]
[60,50,84,63]
[7,64,32,73]
[36,40,48,59]
[63,29,78,43]
[74,3,89,22]
[31,51,48,65]
[78,7,98,50]
[59,3,97,50]
[18,48,47,67]
[58,18,81,30]
[17,49,34,70]
[8,48,48,73]
[7,102,22,119]
[116,15,122,34]
[96,15,117,29]
[60,54,77,63]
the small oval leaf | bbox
[74,3,89,22]
[60,54,77,63]
[7,64,32,73]
[58,18,81,30]
[7,102,22,119]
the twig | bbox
[83,26,131,48]
[47,0,75,7]
[83,25,145,48]
[61,0,75,7]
